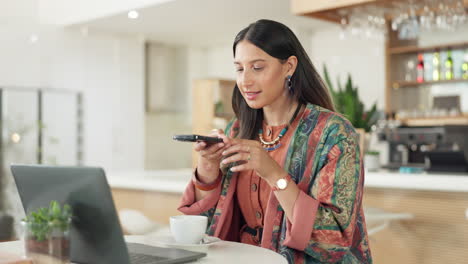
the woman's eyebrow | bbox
[234,59,266,65]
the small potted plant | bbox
[364,151,380,171]
[323,65,379,153]
[323,65,378,133]
[21,200,72,263]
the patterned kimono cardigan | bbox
[179,103,372,264]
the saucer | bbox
[150,235,221,253]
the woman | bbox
[179,19,372,264]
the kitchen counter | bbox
[107,168,468,193]
[365,169,468,192]
[107,169,192,193]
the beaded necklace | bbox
[258,103,302,151]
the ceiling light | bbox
[29,34,38,43]
[11,133,21,143]
[128,10,139,19]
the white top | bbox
[0,236,287,264]
[106,169,468,193]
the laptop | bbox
[11,164,206,264]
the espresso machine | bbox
[377,125,468,172]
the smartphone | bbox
[173,134,223,144]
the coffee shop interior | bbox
[0,0,467,263]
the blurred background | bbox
[0,0,467,263]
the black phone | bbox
[173,134,223,144]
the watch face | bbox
[277,179,287,189]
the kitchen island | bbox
[363,170,468,264]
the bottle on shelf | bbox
[423,53,433,81]
[463,50,468,80]
[444,50,453,80]
[416,53,424,83]
[405,59,415,81]
[433,51,440,81]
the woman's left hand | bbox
[221,138,285,185]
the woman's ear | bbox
[285,55,298,76]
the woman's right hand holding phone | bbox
[194,129,229,184]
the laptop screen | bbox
[11,165,131,264]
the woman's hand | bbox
[221,138,285,185]
[194,129,230,181]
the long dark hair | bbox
[232,19,335,140]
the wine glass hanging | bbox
[338,0,467,40]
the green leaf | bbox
[337,76,343,92]
[50,201,61,218]
[322,64,379,132]
[23,200,73,241]
[323,64,334,92]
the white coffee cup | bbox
[170,215,208,244]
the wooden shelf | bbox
[389,42,468,55]
[192,79,236,167]
[292,0,468,24]
[397,115,468,126]
[392,79,468,89]
[291,0,408,24]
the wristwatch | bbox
[272,174,292,191]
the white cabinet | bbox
[0,87,83,238]
[1,89,38,165]
[42,92,80,165]
[1,88,83,166]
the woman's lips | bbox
[245,91,261,100]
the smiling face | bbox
[234,40,294,110]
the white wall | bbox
[419,27,468,47]
[0,24,145,170]
[309,25,386,111]
[291,26,314,58]
[146,43,188,112]
[186,47,210,119]
[110,38,145,170]
[145,112,193,169]
[205,45,236,80]
[145,43,192,169]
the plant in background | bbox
[214,100,224,115]
[323,65,378,132]
[22,200,72,242]
[365,150,380,156]
[364,150,381,171]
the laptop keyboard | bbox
[129,252,168,264]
